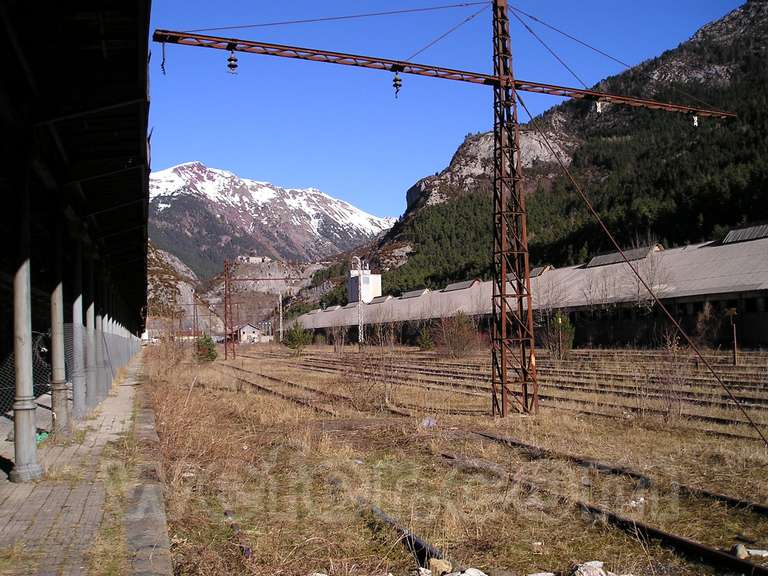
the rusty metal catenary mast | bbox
[223,260,236,359]
[154,4,734,414]
[491,0,536,416]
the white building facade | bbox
[347,268,382,304]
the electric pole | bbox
[353,256,365,345]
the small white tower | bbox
[347,260,381,304]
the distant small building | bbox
[347,266,382,304]
[230,323,273,343]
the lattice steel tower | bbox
[490,0,538,416]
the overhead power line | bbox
[405,3,490,62]
[182,2,490,34]
[509,4,631,69]
[509,8,588,89]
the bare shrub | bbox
[143,336,185,379]
[634,329,686,422]
[539,311,575,361]
[695,302,721,348]
[350,350,397,411]
[329,325,348,354]
[657,330,686,422]
[433,312,482,358]
[370,322,396,349]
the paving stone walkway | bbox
[0,357,172,575]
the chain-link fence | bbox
[0,322,135,424]
[0,323,87,419]
[0,331,55,417]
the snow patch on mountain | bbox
[148,161,396,277]
[150,161,395,237]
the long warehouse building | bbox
[298,225,768,347]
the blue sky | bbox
[149,0,741,218]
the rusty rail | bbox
[475,431,768,516]
[441,453,768,575]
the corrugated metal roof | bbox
[586,245,660,268]
[401,288,430,299]
[443,279,479,292]
[343,302,358,309]
[369,295,393,304]
[723,224,768,244]
[307,309,320,315]
[323,305,341,312]
[530,265,553,278]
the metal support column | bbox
[95,310,104,401]
[10,175,43,483]
[104,315,112,391]
[50,222,70,436]
[490,0,537,416]
[85,255,97,408]
[103,285,113,391]
[71,237,86,418]
[223,260,236,359]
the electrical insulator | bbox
[227,51,238,74]
[393,72,402,98]
[693,115,699,127]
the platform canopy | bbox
[0,1,151,332]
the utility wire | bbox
[405,3,489,62]
[508,4,718,110]
[509,4,631,69]
[516,93,768,449]
[183,2,489,34]
[509,9,588,88]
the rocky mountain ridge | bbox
[149,161,395,279]
[400,1,766,219]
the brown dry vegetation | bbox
[145,342,414,576]
[145,341,768,576]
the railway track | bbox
[336,358,768,407]
[474,430,768,516]
[209,364,340,416]
[217,362,411,417]
[441,451,768,575]
[267,355,767,427]
[239,354,767,441]
[288,352,768,396]
[253,349,768,396]
[255,348,768,382]
[208,357,768,574]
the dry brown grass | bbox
[145,344,768,575]
[147,351,414,575]
[0,543,33,575]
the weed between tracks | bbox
[146,343,768,575]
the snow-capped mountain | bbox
[149,161,396,278]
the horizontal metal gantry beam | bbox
[154,29,736,119]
